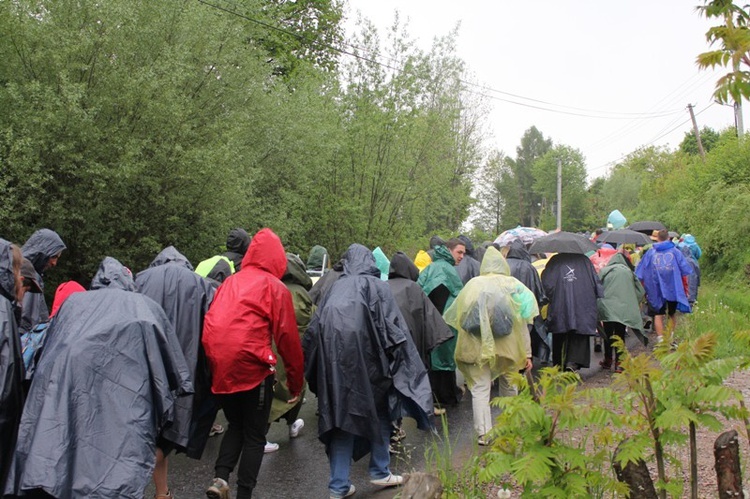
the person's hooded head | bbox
[195,255,234,286]
[226,228,251,255]
[389,251,420,282]
[372,247,390,281]
[148,246,194,271]
[605,252,631,269]
[429,235,446,249]
[343,244,380,278]
[413,250,432,272]
[22,228,66,275]
[50,281,86,317]
[479,246,511,277]
[90,257,136,291]
[0,238,19,303]
[505,239,531,263]
[457,235,476,258]
[20,258,43,294]
[283,252,313,290]
[241,228,287,280]
[306,245,329,271]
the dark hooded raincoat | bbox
[387,252,453,370]
[542,253,603,336]
[456,235,480,285]
[303,244,433,459]
[597,252,646,331]
[0,239,23,491]
[222,228,251,272]
[5,257,192,499]
[136,246,216,458]
[202,228,304,397]
[20,229,66,333]
[309,258,343,306]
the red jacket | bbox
[202,228,304,395]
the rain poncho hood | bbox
[223,228,250,271]
[0,239,23,491]
[635,240,693,313]
[372,246,390,281]
[679,234,702,260]
[303,244,433,458]
[542,253,603,335]
[506,239,546,307]
[90,256,137,291]
[443,247,537,388]
[306,245,329,271]
[202,228,304,396]
[195,255,234,285]
[137,247,216,456]
[413,250,432,272]
[597,253,646,331]
[20,229,66,333]
[457,235,481,284]
[283,253,313,291]
[49,281,86,318]
[5,257,193,499]
[388,252,453,369]
[417,245,463,371]
[607,209,627,230]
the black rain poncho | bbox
[20,229,66,333]
[308,258,343,306]
[542,253,603,336]
[0,239,24,491]
[303,244,433,460]
[456,235,480,285]
[136,246,216,458]
[387,252,453,369]
[5,257,193,499]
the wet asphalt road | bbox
[149,334,635,499]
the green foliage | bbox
[679,126,721,156]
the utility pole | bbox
[687,104,706,162]
[734,60,745,140]
[556,158,562,231]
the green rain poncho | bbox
[372,247,390,281]
[417,245,464,371]
[443,247,538,388]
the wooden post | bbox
[613,439,658,499]
[714,430,744,499]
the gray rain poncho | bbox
[137,246,216,458]
[5,257,192,499]
[0,239,23,491]
[303,244,433,459]
[443,247,538,388]
[20,229,66,333]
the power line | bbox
[196,0,685,120]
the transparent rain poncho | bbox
[443,247,539,388]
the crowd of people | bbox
[0,224,701,498]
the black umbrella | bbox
[528,231,599,255]
[597,229,651,246]
[627,221,666,234]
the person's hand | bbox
[287,394,300,405]
[525,357,533,371]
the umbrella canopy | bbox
[528,231,599,255]
[627,221,666,234]
[597,229,651,246]
[668,231,679,239]
[494,226,548,247]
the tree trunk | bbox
[714,430,744,499]
[612,439,658,499]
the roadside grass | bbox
[678,281,750,359]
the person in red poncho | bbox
[202,228,304,499]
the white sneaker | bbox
[289,418,304,438]
[264,441,279,453]
[370,473,403,487]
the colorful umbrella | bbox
[494,226,548,247]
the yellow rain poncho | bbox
[413,250,432,273]
[443,247,538,388]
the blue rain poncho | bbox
[443,247,538,388]
[635,240,693,314]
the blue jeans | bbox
[327,417,392,496]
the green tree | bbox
[512,127,552,227]
[531,145,589,232]
[471,150,509,235]
[680,126,721,155]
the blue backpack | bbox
[20,321,51,381]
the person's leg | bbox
[466,365,492,439]
[369,416,394,479]
[612,322,627,366]
[153,447,169,497]
[653,314,665,339]
[327,429,355,496]
[551,333,564,368]
[600,323,614,368]
[213,393,245,482]
[496,372,517,398]
[234,375,274,499]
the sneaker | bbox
[264,441,279,453]
[433,407,446,416]
[329,484,356,499]
[478,435,491,446]
[614,364,624,374]
[370,473,403,487]
[289,418,304,438]
[206,477,230,499]
[209,423,225,437]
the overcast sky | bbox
[344,1,737,180]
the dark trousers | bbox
[602,322,627,363]
[552,331,591,369]
[214,375,274,499]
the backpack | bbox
[20,320,50,381]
